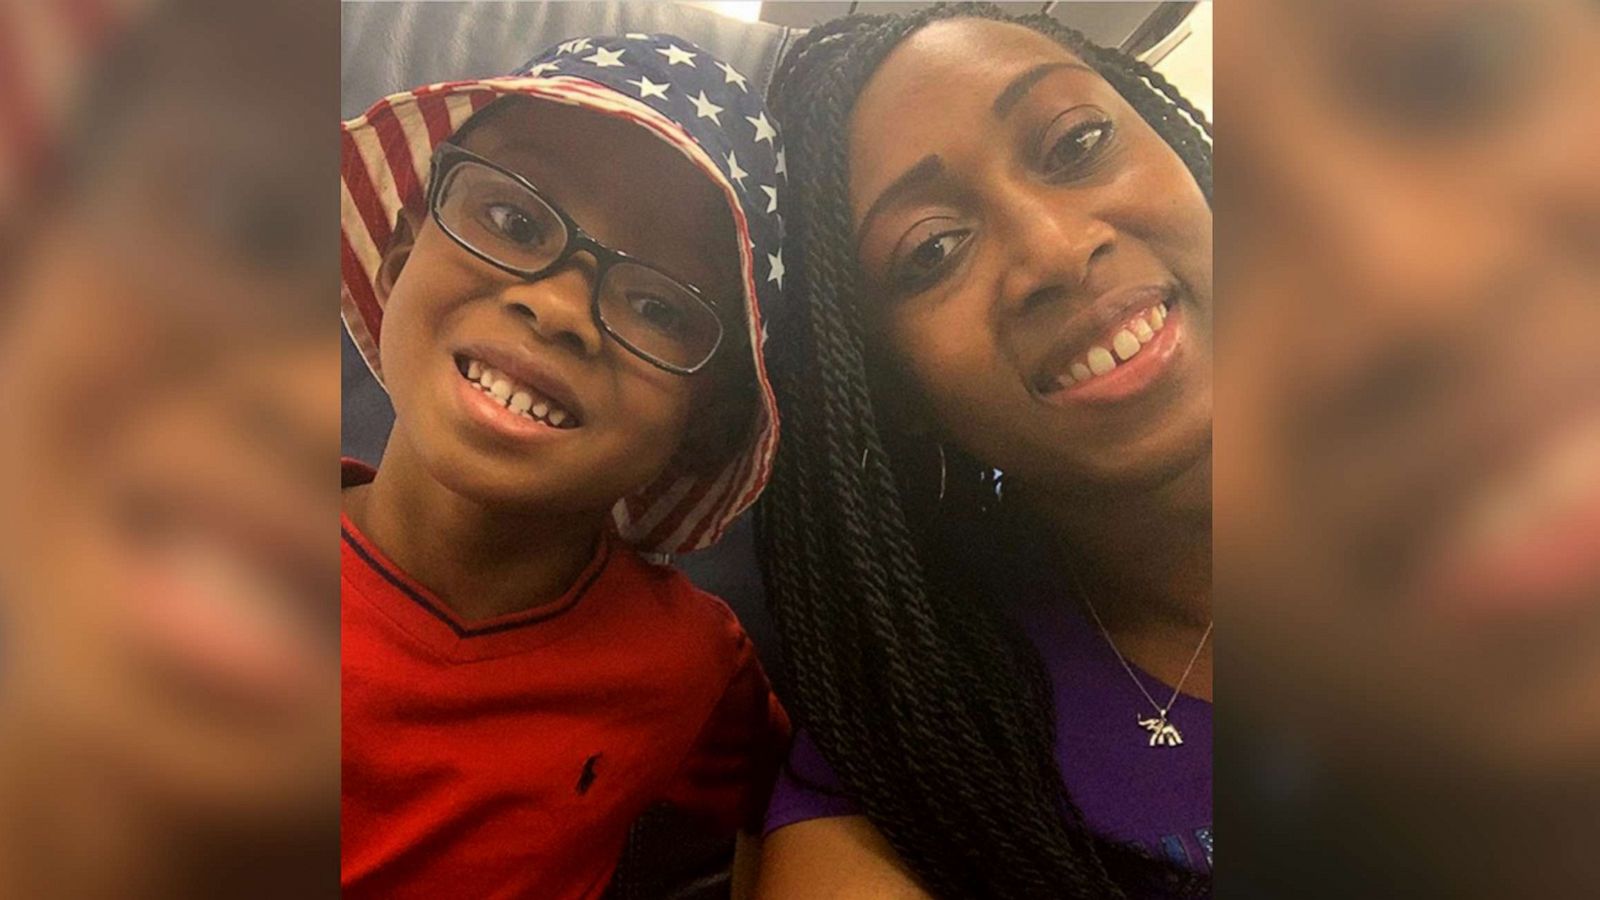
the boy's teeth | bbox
[1151,305,1166,329]
[1131,318,1154,343]
[1112,329,1141,361]
[1086,346,1117,376]
[1070,362,1093,383]
[460,357,578,428]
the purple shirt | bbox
[764,603,1212,874]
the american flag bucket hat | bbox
[341,33,787,556]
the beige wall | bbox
[1151,1,1212,122]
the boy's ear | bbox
[374,207,425,303]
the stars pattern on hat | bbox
[690,90,724,125]
[657,43,697,66]
[726,151,748,188]
[767,250,785,290]
[556,38,593,55]
[760,184,778,214]
[583,46,626,68]
[525,61,560,77]
[746,112,777,147]
[715,60,748,92]
[627,75,669,100]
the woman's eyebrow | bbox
[855,153,944,251]
[992,61,1094,119]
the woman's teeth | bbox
[461,358,577,428]
[1046,303,1169,392]
[1087,346,1117,376]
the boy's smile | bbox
[454,350,583,431]
[373,98,740,516]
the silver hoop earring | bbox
[937,442,947,504]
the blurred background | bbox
[0,0,339,896]
[1217,0,1600,895]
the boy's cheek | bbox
[375,277,458,402]
[619,372,698,455]
[591,371,696,484]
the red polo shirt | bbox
[341,462,789,899]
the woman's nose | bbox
[995,186,1116,314]
[499,258,605,359]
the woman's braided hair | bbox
[755,4,1212,898]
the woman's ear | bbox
[374,207,425,303]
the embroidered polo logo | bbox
[576,753,603,795]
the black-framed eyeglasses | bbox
[426,142,725,375]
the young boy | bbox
[338,34,789,899]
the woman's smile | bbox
[1030,283,1185,406]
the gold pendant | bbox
[1139,714,1183,747]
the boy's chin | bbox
[424,445,664,521]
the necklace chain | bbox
[1070,565,1212,719]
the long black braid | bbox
[755,4,1213,898]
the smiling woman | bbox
[753,4,1212,899]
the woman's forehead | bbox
[847,18,1104,213]
[861,18,1093,107]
